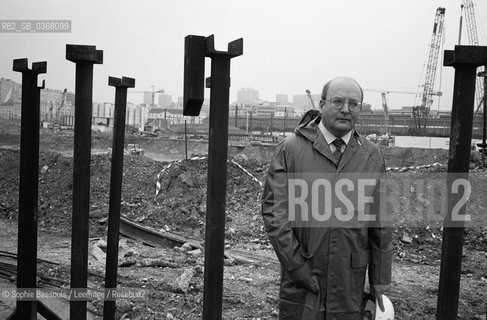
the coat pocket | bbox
[351,249,370,268]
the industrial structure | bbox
[460,0,485,115]
[42,88,67,128]
[305,89,317,109]
[365,89,435,136]
[413,7,446,135]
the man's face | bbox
[320,78,362,138]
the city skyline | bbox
[0,75,311,110]
[0,75,367,113]
[0,74,461,113]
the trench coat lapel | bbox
[337,132,360,171]
[312,130,338,166]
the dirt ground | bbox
[0,118,486,319]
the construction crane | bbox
[43,88,67,125]
[414,7,446,135]
[364,88,442,136]
[55,89,67,124]
[380,93,390,135]
[305,89,317,109]
[460,0,485,116]
[363,89,395,134]
[375,93,397,146]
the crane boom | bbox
[55,89,67,123]
[364,88,442,96]
[422,7,445,111]
[462,0,485,115]
[305,89,316,109]
[128,87,165,106]
[381,92,390,135]
[414,7,445,135]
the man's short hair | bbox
[321,77,364,101]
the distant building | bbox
[237,88,259,105]
[126,104,149,129]
[148,107,169,120]
[158,93,172,108]
[176,96,183,109]
[93,102,114,119]
[0,78,76,121]
[148,107,206,125]
[0,78,21,104]
[276,94,288,105]
[40,88,68,121]
[0,78,21,119]
[254,104,274,117]
[143,92,153,105]
[274,105,297,117]
[0,100,19,119]
[92,103,151,130]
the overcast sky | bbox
[1,0,486,111]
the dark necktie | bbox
[332,138,346,162]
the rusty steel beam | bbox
[202,35,243,320]
[66,44,103,320]
[103,76,135,320]
[119,216,200,249]
[437,45,487,320]
[185,120,188,160]
[9,58,46,320]
[182,34,243,319]
[477,71,487,166]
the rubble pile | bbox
[0,147,485,256]
[388,170,487,264]
[126,156,269,244]
[0,148,167,236]
[0,148,271,243]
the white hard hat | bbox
[363,294,394,320]
[375,295,394,319]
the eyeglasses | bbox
[323,98,362,112]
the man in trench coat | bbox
[261,77,392,319]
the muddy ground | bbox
[0,119,486,319]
